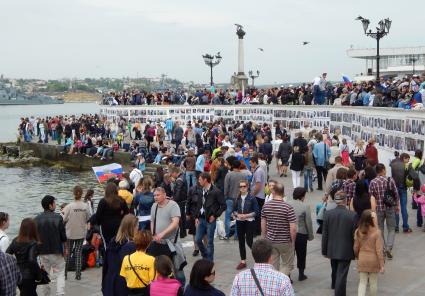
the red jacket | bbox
[365,144,378,166]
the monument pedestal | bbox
[231,73,248,93]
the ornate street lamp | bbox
[409,55,419,75]
[357,17,392,80]
[202,52,222,86]
[248,70,260,87]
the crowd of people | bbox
[101,73,425,109]
[4,114,425,296]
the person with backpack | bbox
[369,164,400,260]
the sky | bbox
[0,0,422,84]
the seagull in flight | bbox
[355,15,364,20]
[302,41,310,46]
[258,48,264,52]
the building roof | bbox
[347,46,425,58]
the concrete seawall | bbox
[19,142,133,170]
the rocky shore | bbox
[0,143,42,167]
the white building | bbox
[347,46,425,80]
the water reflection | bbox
[0,166,104,236]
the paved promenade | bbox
[62,165,425,296]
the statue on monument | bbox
[234,23,245,38]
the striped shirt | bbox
[261,200,296,243]
[231,263,295,296]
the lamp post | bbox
[357,17,392,80]
[409,55,418,75]
[248,70,260,87]
[202,52,222,86]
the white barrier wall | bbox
[100,105,425,160]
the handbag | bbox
[36,256,51,286]
[128,256,150,296]
[250,268,265,296]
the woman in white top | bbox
[63,186,91,280]
[329,140,341,165]
[0,212,10,252]
[353,139,366,171]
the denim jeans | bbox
[377,207,396,250]
[304,168,313,191]
[195,217,216,262]
[225,199,237,239]
[395,187,409,230]
[185,171,197,188]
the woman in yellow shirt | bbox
[120,230,156,295]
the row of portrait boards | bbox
[100,107,425,152]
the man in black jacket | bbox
[321,191,356,296]
[35,195,67,295]
[293,132,308,153]
[170,167,188,238]
[195,172,226,262]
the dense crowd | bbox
[101,73,425,109]
[3,115,425,296]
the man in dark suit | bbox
[321,191,356,296]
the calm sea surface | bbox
[0,103,102,236]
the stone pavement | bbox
[63,166,425,296]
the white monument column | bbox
[238,37,244,74]
[234,25,248,95]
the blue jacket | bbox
[133,191,154,217]
[313,142,331,167]
[233,194,260,218]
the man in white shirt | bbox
[129,163,143,188]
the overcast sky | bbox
[0,0,422,84]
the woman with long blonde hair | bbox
[103,214,139,296]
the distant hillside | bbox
[56,91,101,102]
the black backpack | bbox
[383,177,396,207]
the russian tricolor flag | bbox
[342,75,352,88]
[92,163,123,183]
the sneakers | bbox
[403,228,412,233]
[192,250,200,257]
[236,262,247,270]
[385,250,393,260]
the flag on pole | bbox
[342,75,352,87]
[92,163,123,183]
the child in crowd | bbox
[413,184,425,232]
[149,255,183,296]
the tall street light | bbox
[409,55,418,75]
[356,17,392,80]
[202,52,222,86]
[248,70,260,87]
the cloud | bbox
[78,0,233,29]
